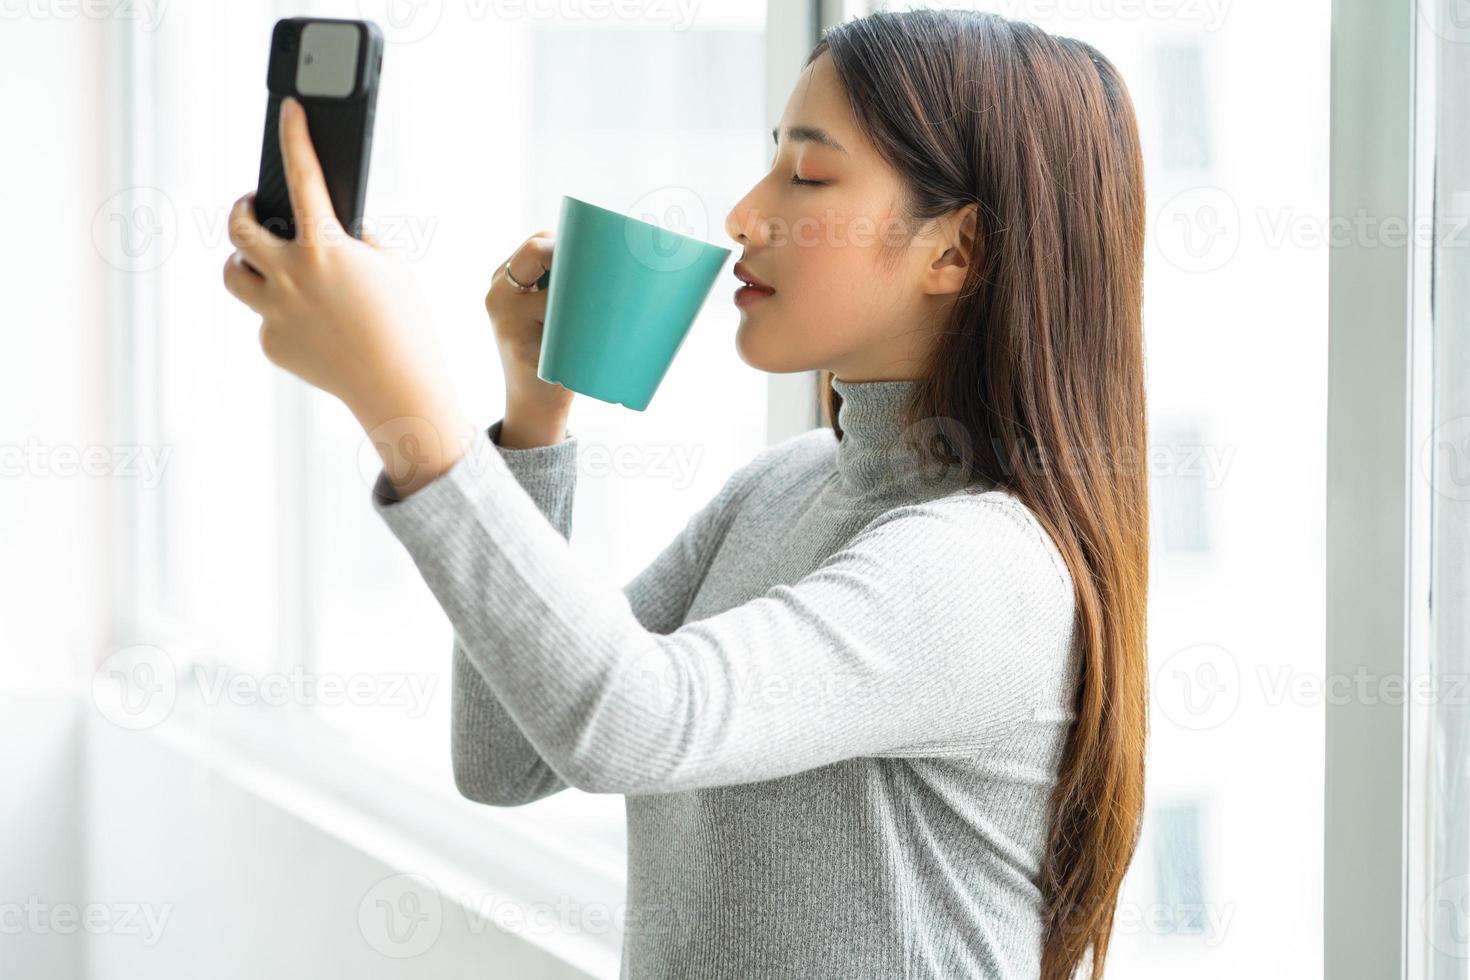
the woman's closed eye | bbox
[789,174,828,187]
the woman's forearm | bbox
[350,387,471,500]
[500,398,572,450]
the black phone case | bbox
[254,18,383,240]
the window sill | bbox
[127,691,625,979]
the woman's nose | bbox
[724,196,769,247]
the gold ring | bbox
[503,261,544,293]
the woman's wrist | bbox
[350,385,473,498]
[500,381,574,449]
[500,403,571,449]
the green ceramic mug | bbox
[536,194,732,411]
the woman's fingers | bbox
[503,231,554,289]
[227,193,287,274]
[222,250,269,311]
[485,231,555,319]
[278,96,341,245]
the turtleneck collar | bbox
[830,376,923,495]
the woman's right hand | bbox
[485,231,576,447]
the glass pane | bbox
[1424,0,1470,970]
[147,3,291,673]
[301,0,771,861]
[864,3,1330,976]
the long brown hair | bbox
[811,11,1148,979]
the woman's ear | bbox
[921,203,981,296]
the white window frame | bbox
[111,0,1454,974]
[1325,0,1438,977]
[107,1,831,976]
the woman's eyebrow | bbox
[771,125,849,154]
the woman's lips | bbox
[734,284,774,308]
[733,261,775,309]
[733,261,774,291]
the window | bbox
[113,1,1428,974]
[1155,41,1213,173]
[1148,800,1210,937]
[1422,0,1470,971]
[868,3,1329,976]
[132,0,774,872]
[1151,420,1215,555]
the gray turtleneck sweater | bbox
[371,376,1079,979]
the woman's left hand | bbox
[222,96,468,495]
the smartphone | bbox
[254,17,383,241]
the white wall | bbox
[82,715,596,980]
[0,699,85,980]
[0,14,104,979]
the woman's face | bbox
[723,51,961,381]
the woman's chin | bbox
[734,324,793,373]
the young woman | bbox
[222,9,1147,978]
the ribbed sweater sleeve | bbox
[374,425,1074,797]
[446,418,577,806]
[446,418,777,805]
